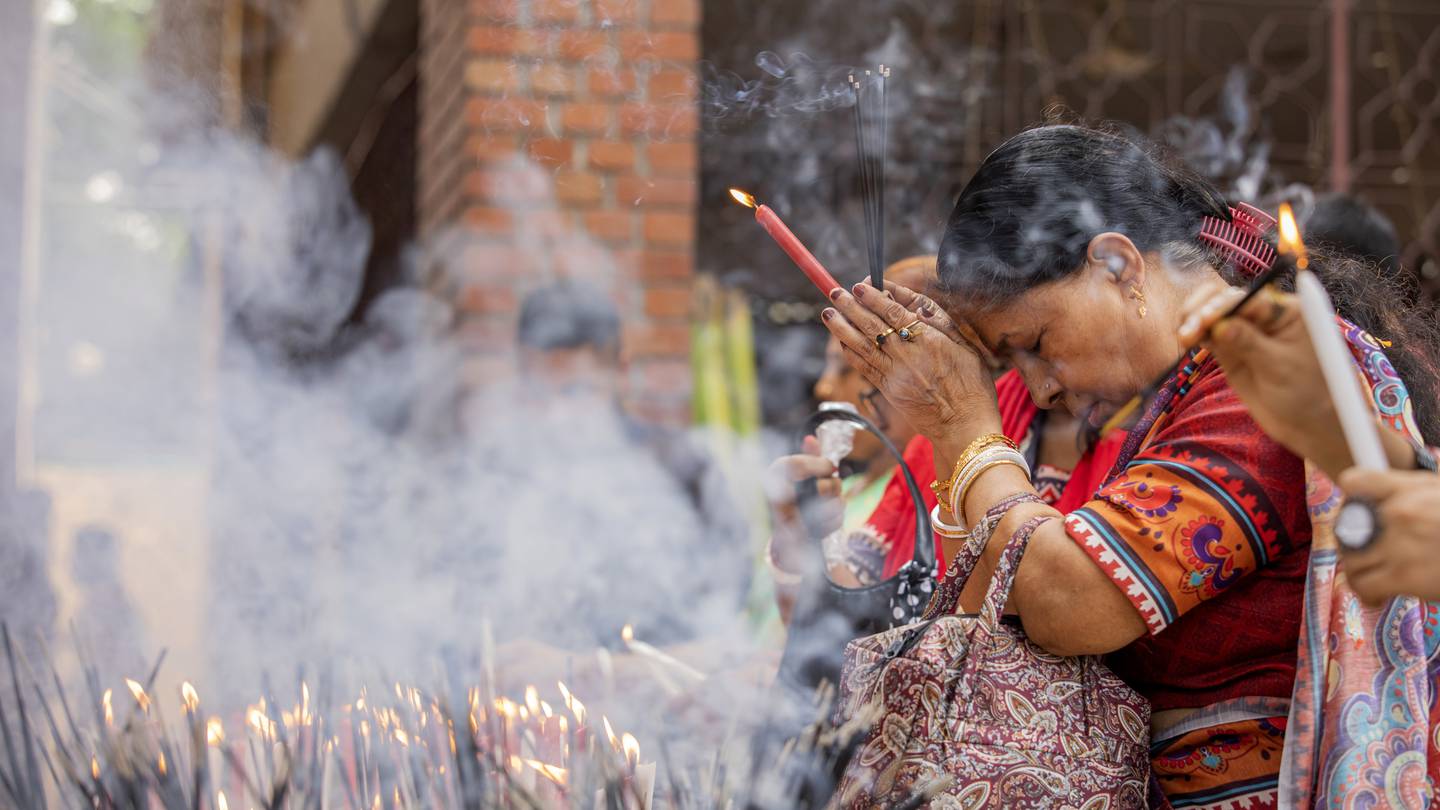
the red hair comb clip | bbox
[1199,202,1277,277]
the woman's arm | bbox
[936,437,1147,656]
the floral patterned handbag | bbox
[831,514,1152,809]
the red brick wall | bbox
[417,0,700,424]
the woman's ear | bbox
[1086,232,1146,289]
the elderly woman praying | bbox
[820,124,1440,808]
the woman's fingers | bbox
[829,284,891,337]
[884,281,969,345]
[1178,283,1244,343]
[882,282,929,314]
[855,282,923,328]
[821,306,889,381]
[1231,287,1301,334]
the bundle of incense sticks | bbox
[0,622,880,809]
[850,67,889,289]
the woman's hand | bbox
[1336,468,1440,603]
[764,435,841,572]
[1177,280,1349,473]
[820,282,1000,445]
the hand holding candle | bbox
[1175,203,1390,479]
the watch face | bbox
[1335,501,1377,551]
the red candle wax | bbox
[753,204,843,299]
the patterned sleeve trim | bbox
[1066,508,1178,634]
[823,524,889,586]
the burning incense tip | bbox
[91,755,99,780]
[524,759,568,786]
[181,681,199,713]
[206,717,224,746]
[1277,202,1308,270]
[602,715,619,750]
[125,678,150,712]
[728,188,756,209]
[157,750,167,776]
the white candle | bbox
[1294,269,1389,470]
[634,761,656,810]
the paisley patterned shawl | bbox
[1277,318,1440,810]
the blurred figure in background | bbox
[1304,193,1410,294]
[489,280,753,693]
[70,526,147,677]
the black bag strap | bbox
[799,408,934,572]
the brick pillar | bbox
[418,0,700,425]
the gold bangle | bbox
[934,433,1014,494]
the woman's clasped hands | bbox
[820,282,1002,445]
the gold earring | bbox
[1130,285,1147,318]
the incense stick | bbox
[851,66,890,290]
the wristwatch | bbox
[1335,443,1439,551]
[1334,498,1380,551]
[1413,442,1439,473]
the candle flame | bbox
[124,679,150,712]
[556,681,571,705]
[102,689,113,727]
[1277,202,1309,269]
[157,750,167,776]
[621,624,634,643]
[524,685,540,716]
[540,700,553,719]
[394,727,410,747]
[622,732,640,766]
[217,791,229,810]
[728,188,756,209]
[206,717,224,746]
[90,755,99,780]
[602,715,619,750]
[181,682,199,713]
[524,758,568,786]
[570,695,586,726]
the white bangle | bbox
[930,504,970,539]
[950,446,1031,525]
[765,536,803,587]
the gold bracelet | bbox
[932,433,1015,506]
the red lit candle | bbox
[730,188,843,299]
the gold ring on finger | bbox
[897,320,924,341]
[874,327,897,348]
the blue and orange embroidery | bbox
[1177,516,1243,597]
[1109,477,1183,519]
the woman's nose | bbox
[1021,367,1064,409]
[814,374,836,402]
